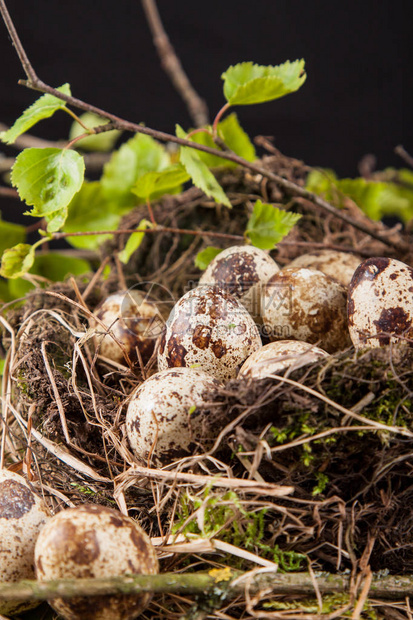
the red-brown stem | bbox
[212,102,230,137]
[51,226,244,242]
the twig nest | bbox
[348,257,413,348]
[0,469,50,617]
[34,504,159,620]
[262,268,351,353]
[126,367,223,465]
[287,250,362,287]
[199,245,280,319]
[158,286,262,381]
[239,340,329,380]
[91,290,165,366]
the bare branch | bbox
[141,0,209,127]
[0,570,412,604]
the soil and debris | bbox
[2,148,413,619]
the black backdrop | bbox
[0,0,412,223]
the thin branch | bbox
[395,145,413,170]
[0,0,37,83]
[51,226,244,242]
[0,0,408,252]
[141,0,209,127]
[0,570,412,603]
[0,186,18,199]
[0,122,65,149]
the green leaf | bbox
[195,247,223,270]
[306,168,413,223]
[101,134,170,210]
[8,253,91,298]
[1,84,71,145]
[69,112,121,152]
[222,60,306,105]
[176,125,231,208]
[132,164,190,200]
[190,114,255,169]
[245,200,301,249]
[63,181,122,250]
[11,148,85,232]
[118,219,152,264]
[0,215,26,256]
[0,243,35,279]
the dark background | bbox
[0,0,412,223]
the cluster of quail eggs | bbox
[90,244,413,469]
[0,468,159,620]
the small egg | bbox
[199,245,280,318]
[287,250,362,287]
[92,290,165,366]
[239,340,329,379]
[126,367,223,465]
[0,469,50,617]
[348,256,413,348]
[158,286,262,382]
[34,504,159,620]
[262,268,351,353]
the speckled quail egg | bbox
[348,256,413,348]
[199,245,280,319]
[158,286,262,381]
[262,268,351,353]
[91,290,165,366]
[287,250,362,287]
[34,504,159,620]
[239,340,329,380]
[0,469,50,617]
[126,367,223,465]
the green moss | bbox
[173,488,305,571]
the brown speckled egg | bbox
[199,245,279,318]
[262,268,351,353]
[158,286,262,381]
[287,250,362,287]
[239,340,329,379]
[126,367,223,465]
[92,290,165,366]
[0,469,50,617]
[34,504,158,620]
[348,257,413,348]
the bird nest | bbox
[2,150,413,619]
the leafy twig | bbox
[141,0,209,127]
[0,0,407,251]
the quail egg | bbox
[348,256,413,348]
[262,268,351,353]
[239,340,329,380]
[158,286,262,382]
[199,245,280,318]
[287,250,362,287]
[92,290,165,366]
[34,504,159,620]
[126,367,223,465]
[0,469,50,616]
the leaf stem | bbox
[212,102,231,138]
[62,108,92,131]
[146,198,157,226]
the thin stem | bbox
[395,144,413,170]
[0,187,19,199]
[51,226,244,242]
[63,122,117,150]
[63,107,93,131]
[141,0,209,127]
[212,102,230,138]
[146,198,157,226]
[186,128,213,140]
[0,0,407,251]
